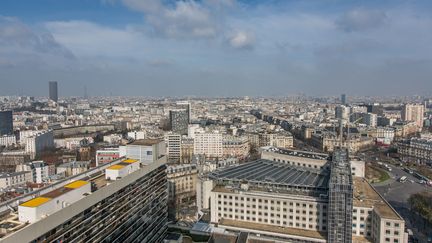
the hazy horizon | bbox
[1,0,432,97]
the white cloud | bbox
[122,0,237,39]
[0,16,74,59]
[227,30,254,49]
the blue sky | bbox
[1,0,432,97]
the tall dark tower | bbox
[341,94,347,105]
[328,148,353,243]
[49,81,58,102]
[0,110,13,135]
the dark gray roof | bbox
[210,159,329,189]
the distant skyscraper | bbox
[49,81,58,102]
[0,110,13,135]
[341,94,347,105]
[402,104,425,128]
[170,109,189,135]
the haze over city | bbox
[1,0,432,96]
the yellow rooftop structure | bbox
[64,180,89,189]
[20,197,52,208]
[107,165,125,170]
[122,159,139,164]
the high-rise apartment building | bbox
[49,81,58,102]
[177,101,192,123]
[0,157,168,243]
[166,133,182,163]
[0,110,13,135]
[23,130,55,159]
[194,131,223,158]
[169,109,189,135]
[402,104,424,128]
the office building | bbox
[402,104,424,128]
[0,156,168,243]
[341,94,347,105]
[49,81,58,102]
[170,109,189,135]
[0,110,13,136]
[177,101,192,123]
[207,148,406,243]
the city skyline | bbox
[1,0,432,97]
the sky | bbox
[1,0,432,97]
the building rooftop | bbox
[107,165,125,170]
[353,178,402,220]
[210,159,329,190]
[0,171,29,178]
[129,139,163,146]
[219,219,327,240]
[262,147,329,160]
[19,197,51,208]
[0,156,165,240]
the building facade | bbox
[170,109,189,135]
[49,81,58,102]
[1,158,168,243]
[402,104,424,128]
[0,111,13,136]
[194,131,223,158]
[167,164,197,220]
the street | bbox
[372,163,432,242]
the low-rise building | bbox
[56,161,91,177]
[0,171,32,189]
[16,161,54,184]
[95,148,120,166]
[398,137,432,165]
[222,136,250,159]
[167,164,198,220]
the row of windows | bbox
[218,206,325,216]
[272,158,323,169]
[217,195,327,208]
[217,214,327,230]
